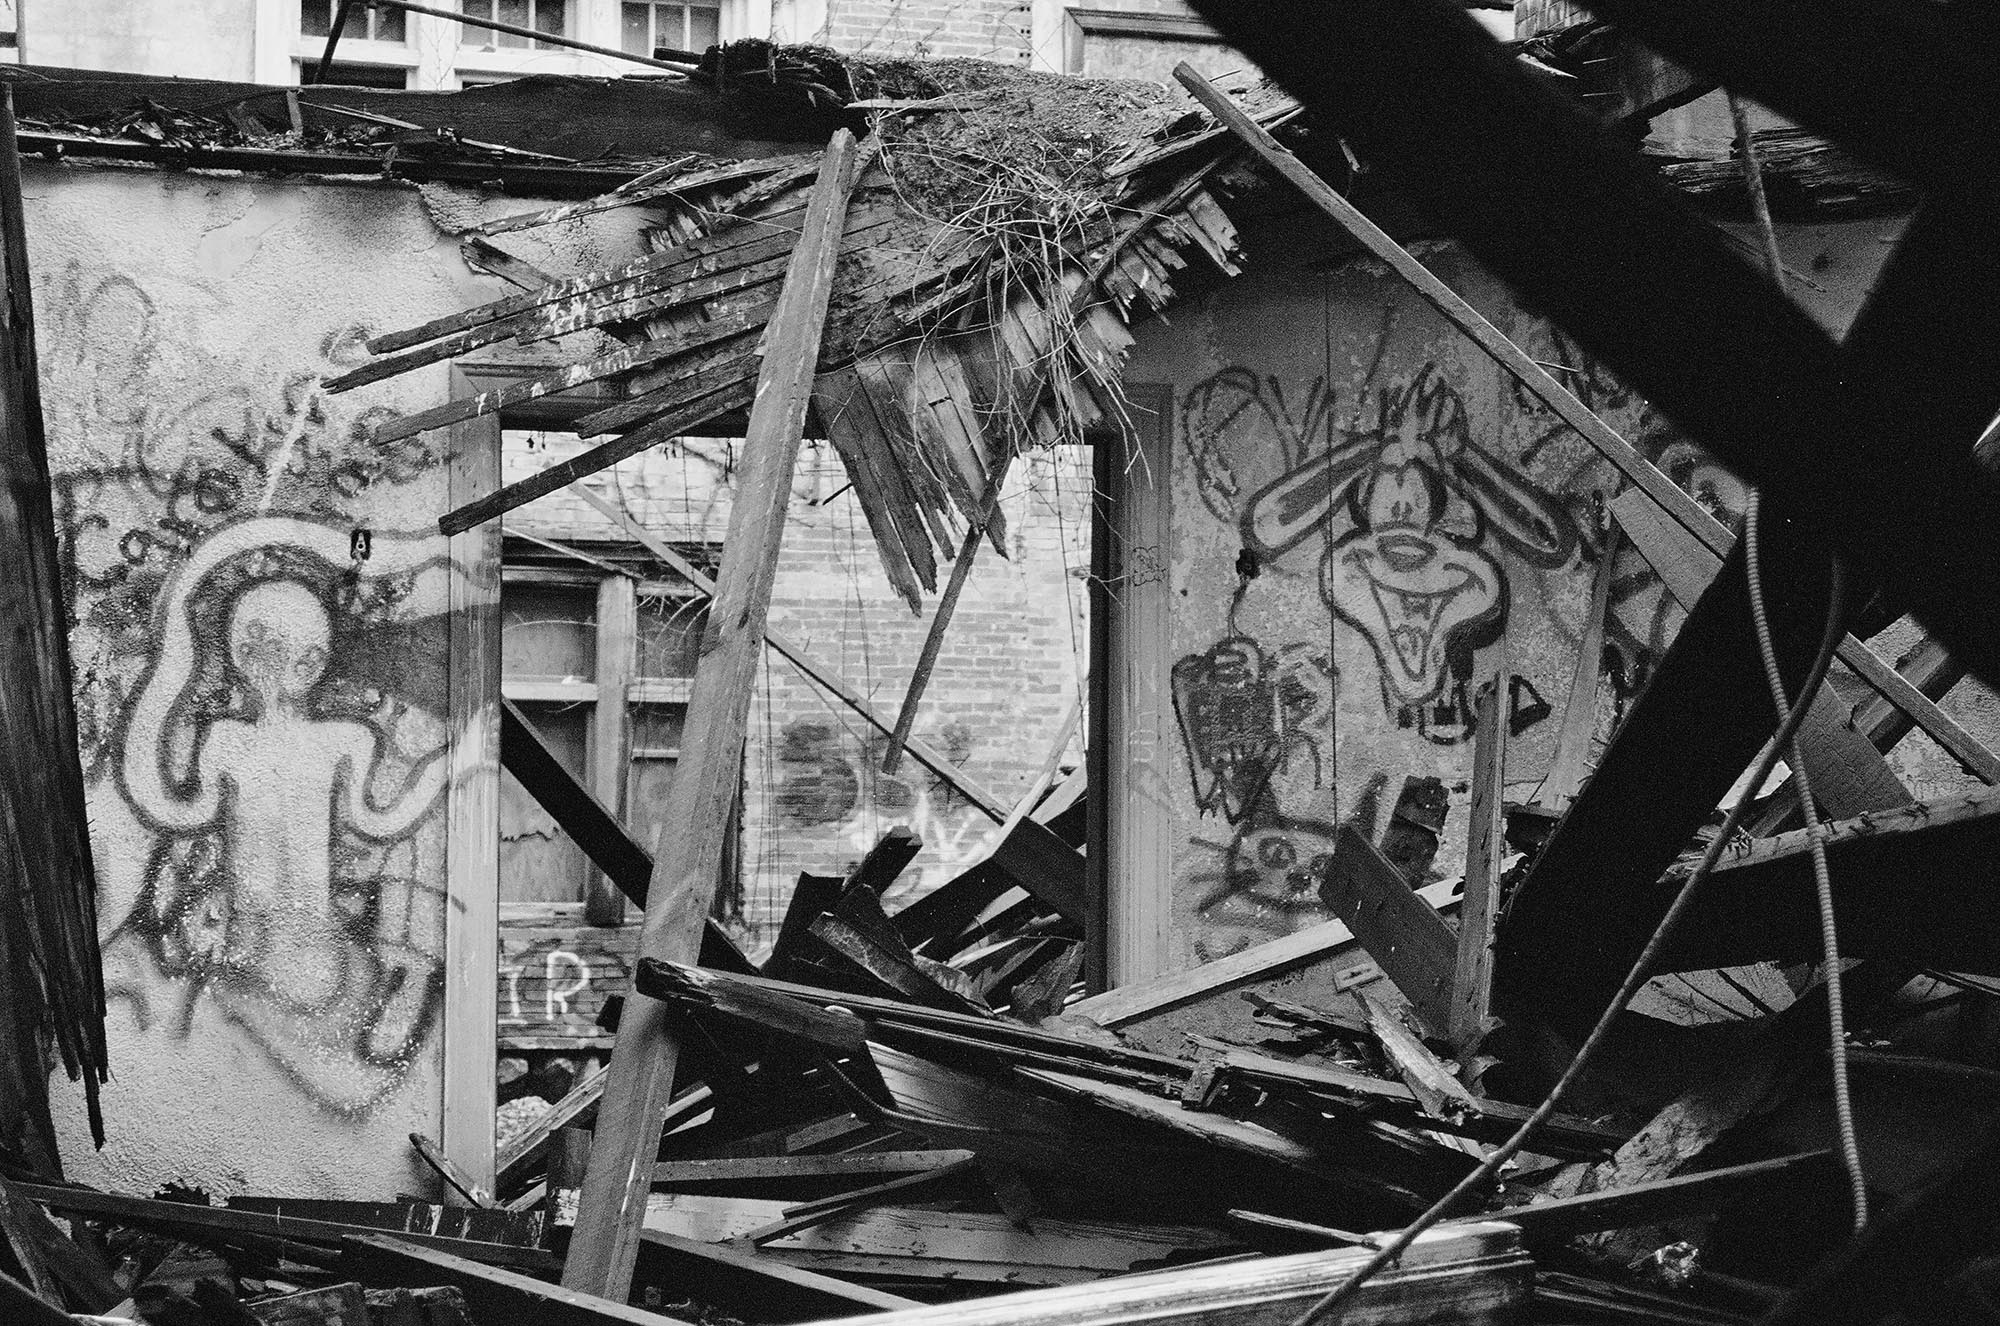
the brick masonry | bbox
[505,430,1093,954]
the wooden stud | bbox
[1318,826,1458,1038]
[442,368,501,1200]
[587,574,637,925]
[571,485,1012,821]
[344,1234,680,1326]
[561,130,863,1303]
[1450,660,1508,1054]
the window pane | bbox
[462,0,493,19]
[502,584,596,680]
[621,2,651,55]
[632,705,686,757]
[535,0,567,38]
[300,0,330,37]
[498,0,530,46]
[499,702,590,903]
[373,6,406,41]
[688,5,719,51]
[637,597,704,678]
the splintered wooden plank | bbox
[500,700,652,900]
[635,1227,921,1320]
[1608,488,1914,819]
[438,372,757,535]
[562,130,864,1305]
[1450,666,1508,1052]
[726,1224,1530,1326]
[343,1235,680,1326]
[652,1151,973,1184]
[815,365,930,609]
[1470,1150,1834,1242]
[375,323,760,443]
[1319,825,1457,1037]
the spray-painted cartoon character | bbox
[111,515,467,1113]
[1229,365,1578,741]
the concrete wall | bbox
[1111,209,1984,974]
[29,163,519,1197]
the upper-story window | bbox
[299,0,407,41]
[623,1,720,56]
[463,0,570,49]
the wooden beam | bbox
[344,1235,683,1326]
[1319,826,1457,1037]
[442,369,501,1200]
[1450,665,1508,1052]
[586,573,637,924]
[572,485,1012,821]
[1651,787,2000,973]
[1070,877,1462,1029]
[737,1223,1530,1326]
[653,1151,973,1184]
[563,130,862,1302]
[411,1132,496,1208]
[0,83,104,1172]
[501,700,652,900]
[1469,1150,1835,1244]
[635,1227,921,1321]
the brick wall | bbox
[505,431,1092,954]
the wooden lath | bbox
[328,123,1242,613]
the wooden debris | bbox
[1319,826,1457,1037]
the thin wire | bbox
[1289,520,1849,1326]
[1744,492,1867,1232]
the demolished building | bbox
[1,4,1999,1323]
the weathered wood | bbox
[634,1227,920,1321]
[442,370,501,1198]
[563,131,862,1303]
[573,485,1011,820]
[343,1235,681,1326]
[500,699,652,905]
[13,1185,556,1271]
[1609,488,1915,818]
[225,1197,540,1247]
[1319,826,1457,1037]
[653,1151,972,1184]
[439,373,757,535]
[586,575,636,926]
[1071,878,1464,1029]
[0,84,103,1172]
[1451,666,1508,1052]
[412,1133,496,1209]
[0,1175,118,1310]
[248,1280,372,1326]
[1472,1150,1835,1243]
[809,911,983,1014]
[1651,787,2000,973]
[708,1224,1530,1326]
[1362,993,1476,1124]
[0,1269,67,1326]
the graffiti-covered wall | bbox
[27,165,518,1197]
[1112,226,1746,974]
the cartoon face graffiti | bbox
[1218,366,1577,732]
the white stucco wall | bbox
[25,161,535,1198]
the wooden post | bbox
[0,84,105,1173]
[560,129,861,1301]
[442,369,501,1198]
[1450,656,1508,1055]
[586,573,636,925]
